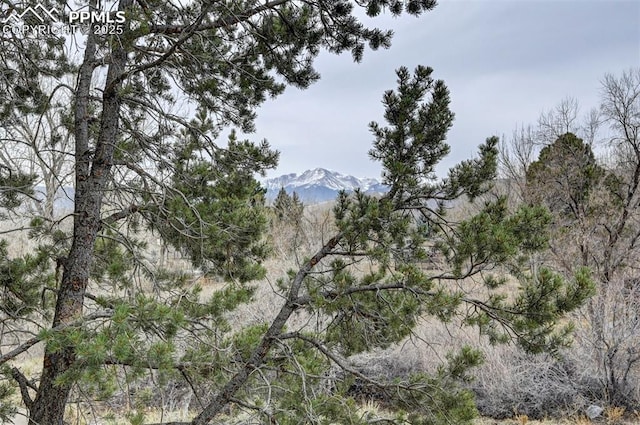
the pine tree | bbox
[525,132,604,220]
[519,71,640,406]
[0,1,594,423]
[273,187,304,223]
[0,0,443,423]
[184,66,593,424]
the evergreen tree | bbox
[0,0,594,422]
[518,71,640,406]
[0,0,443,423]
[525,132,604,221]
[183,66,593,424]
[273,187,305,223]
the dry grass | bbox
[605,406,626,424]
[474,418,638,425]
[4,197,640,424]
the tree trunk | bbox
[192,234,342,424]
[28,1,129,422]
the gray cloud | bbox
[245,0,640,179]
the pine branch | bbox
[0,311,113,366]
[101,204,140,225]
[190,232,343,425]
[10,367,34,409]
[145,0,289,35]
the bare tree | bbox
[499,68,640,407]
[0,1,596,424]
[498,124,537,201]
[537,97,581,143]
[0,97,74,222]
[0,0,445,423]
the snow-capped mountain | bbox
[264,168,388,203]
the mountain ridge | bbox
[263,168,387,203]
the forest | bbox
[0,0,638,424]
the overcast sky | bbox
[245,0,640,180]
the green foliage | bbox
[328,348,482,425]
[252,336,336,424]
[493,71,640,412]
[0,0,596,417]
[273,188,305,224]
[0,63,592,425]
[0,169,36,211]
[247,66,593,424]
[465,267,595,353]
[126,410,146,425]
[319,67,591,421]
[304,396,366,424]
[444,137,499,202]
[0,380,16,423]
[526,132,604,217]
[369,65,454,196]
[394,372,478,425]
[450,197,552,277]
[91,230,137,286]
[229,323,270,362]
[148,131,278,282]
[0,240,53,317]
[183,283,256,323]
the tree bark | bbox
[192,234,342,425]
[28,1,130,423]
